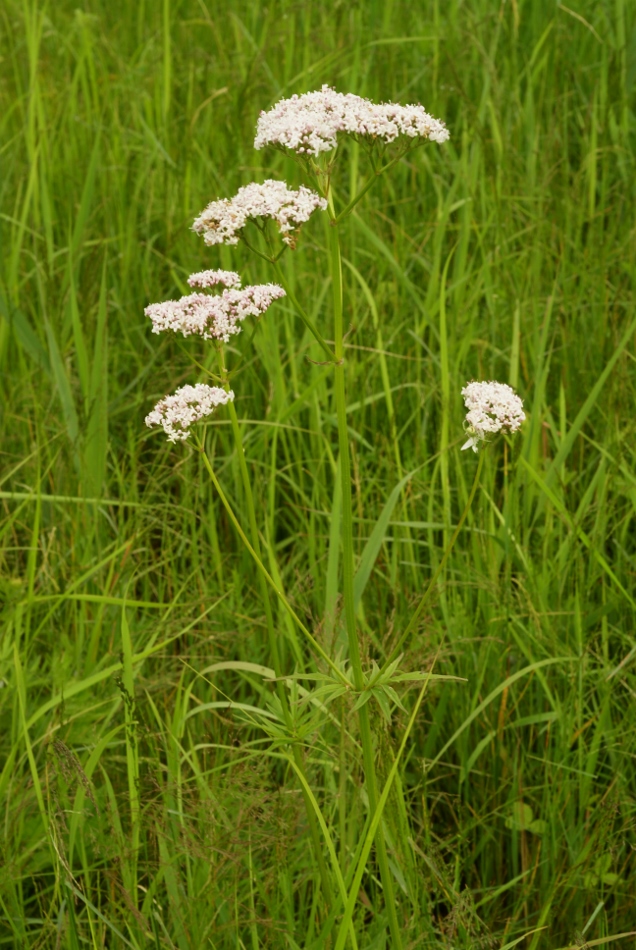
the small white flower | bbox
[145,276,286,343]
[254,84,450,156]
[145,384,234,442]
[461,380,525,452]
[192,180,327,247]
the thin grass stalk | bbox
[327,195,403,949]
[195,436,348,682]
[217,347,334,906]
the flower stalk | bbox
[332,148,412,223]
[270,258,337,363]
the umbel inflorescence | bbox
[254,84,450,155]
[461,380,525,452]
[145,270,286,343]
[192,180,327,247]
[145,384,234,443]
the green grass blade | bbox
[426,657,576,773]
[353,467,418,611]
[45,317,79,447]
[544,313,636,488]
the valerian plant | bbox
[144,85,525,947]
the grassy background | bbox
[2,0,636,946]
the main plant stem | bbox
[218,350,334,906]
[327,203,403,949]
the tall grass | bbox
[1,0,636,946]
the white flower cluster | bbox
[145,278,286,343]
[192,179,327,247]
[187,269,242,289]
[461,380,525,452]
[254,84,450,156]
[145,384,234,442]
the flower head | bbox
[145,384,234,442]
[192,179,327,247]
[145,276,285,343]
[461,380,525,452]
[254,84,450,156]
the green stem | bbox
[239,234,275,265]
[384,450,485,671]
[271,259,337,363]
[332,149,410,224]
[327,200,404,950]
[208,359,335,905]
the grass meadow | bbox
[2,0,636,946]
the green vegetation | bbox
[1,0,636,946]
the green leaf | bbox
[82,259,108,498]
[601,873,619,886]
[393,671,466,684]
[505,802,534,831]
[596,854,612,873]
[352,691,373,713]
[426,657,576,773]
[521,456,636,613]
[70,131,100,261]
[544,311,636,489]
[44,317,79,446]
[200,660,276,679]
[529,819,546,836]
[185,701,281,722]
[67,253,89,400]
[373,687,393,723]
[499,928,547,950]
[325,454,342,645]
[460,729,496,784]
[382,684,406,713]
[0,295,50,375]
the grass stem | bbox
[195,434,348,686]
